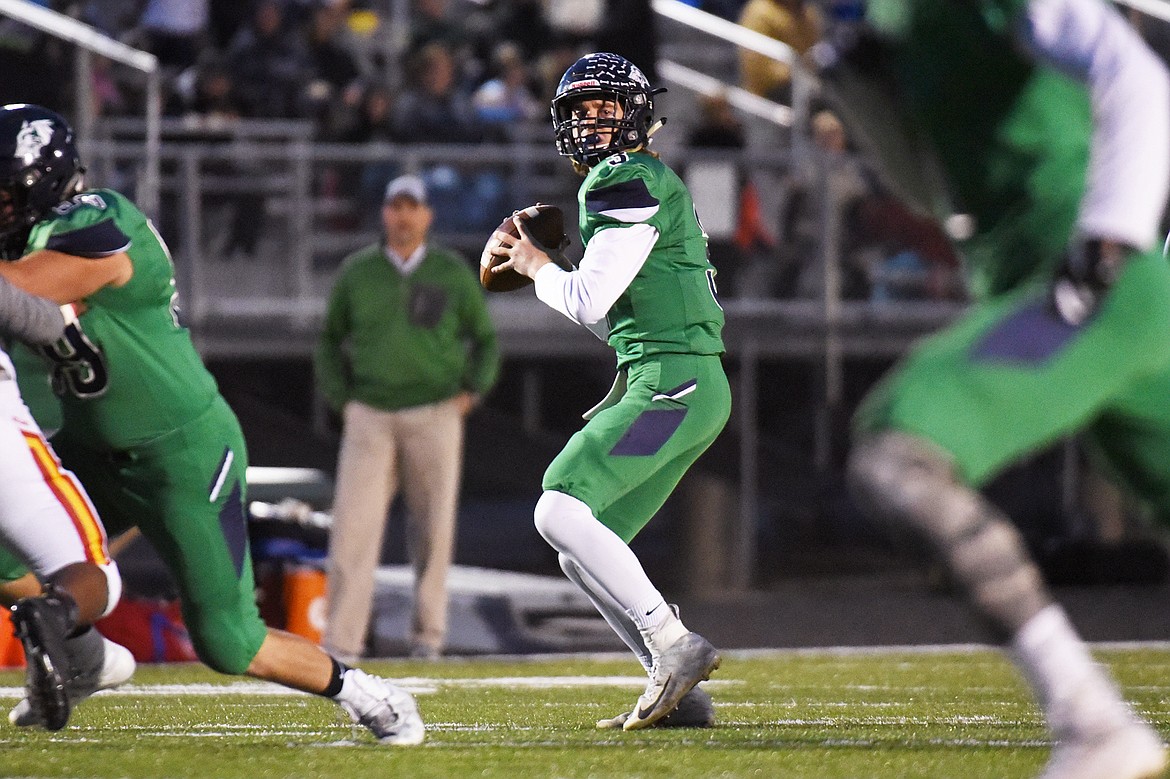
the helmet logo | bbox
[15,119,54,166]
[568,79,602,90]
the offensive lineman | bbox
[0,104,423,744]
[819,0,1170,777]
[486,52,729,730]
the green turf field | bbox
[1,644,1167,778]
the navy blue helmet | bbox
[0,104,85,243]
[551,53,661,167]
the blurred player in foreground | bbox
[818,1,1170,777]
[0,278,130,731]
[0,104,423,744]
[485,52,730,730]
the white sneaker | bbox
[597,684,715,729]
[1038,721,1167,779]
[622,632,720,731]
[9,634,136,727]
[337,669,425,745]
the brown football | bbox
[480,203,571,292]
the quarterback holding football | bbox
[486,52,729,731]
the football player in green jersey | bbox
[818,1,1169,776]
[0,104,423,744]
[486,52,729,731]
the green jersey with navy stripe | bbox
[15,188,219,450]
[580,151,725,365]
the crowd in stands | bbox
[55,0,627,142]
[6,0,1165,303]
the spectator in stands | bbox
[406,0,492,86]
[545,0,603,44]
[209,0,251,50]
[686,93,752,292]
[766,109,878,298]
[392,41,502,232]
[495,0,558,64]
[226,0,311,119]
[337,82,397,144]
[90,56,132,118]
[391,42,483,144]
[80,0,141,38]
[686,92,747,149]
[737,0,822,103]
[534,38,583,105]
[472,42,543,140]
[334,82,404,221]
[303,2,367,140]
[406,0,465,54]
[596,0,659,84]
[862,193,965,302]
[137,0,210,73]
[316,174,500,661]
[167,56,244,126]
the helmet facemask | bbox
[553,90,650,166]
[551,53,659,168]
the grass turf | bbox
[1,645,1167,778]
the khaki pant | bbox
[324,398,463,658]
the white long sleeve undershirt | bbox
[533,222,659,328]
[1022,0,1170,250]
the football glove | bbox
[1050,238,1130,326]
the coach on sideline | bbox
[315,173,500,662]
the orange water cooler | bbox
[282,564,327,644]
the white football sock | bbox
[559,553,653,673]
[1010,605,1131,738]
[626,595,689,658]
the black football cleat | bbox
[10,589,78,731]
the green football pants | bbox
[856,246,1170,519]
[543,353,731,543]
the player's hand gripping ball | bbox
[480,203,572,292]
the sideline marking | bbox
[0,676,674,699]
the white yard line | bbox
[0,676,679,699]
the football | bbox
[480,203,571,292]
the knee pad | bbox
[848,431,1051,640]
[848,431,962,537]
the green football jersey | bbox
[827,0,1092,296]
[579,152,725,365]
[16,188,219,450]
